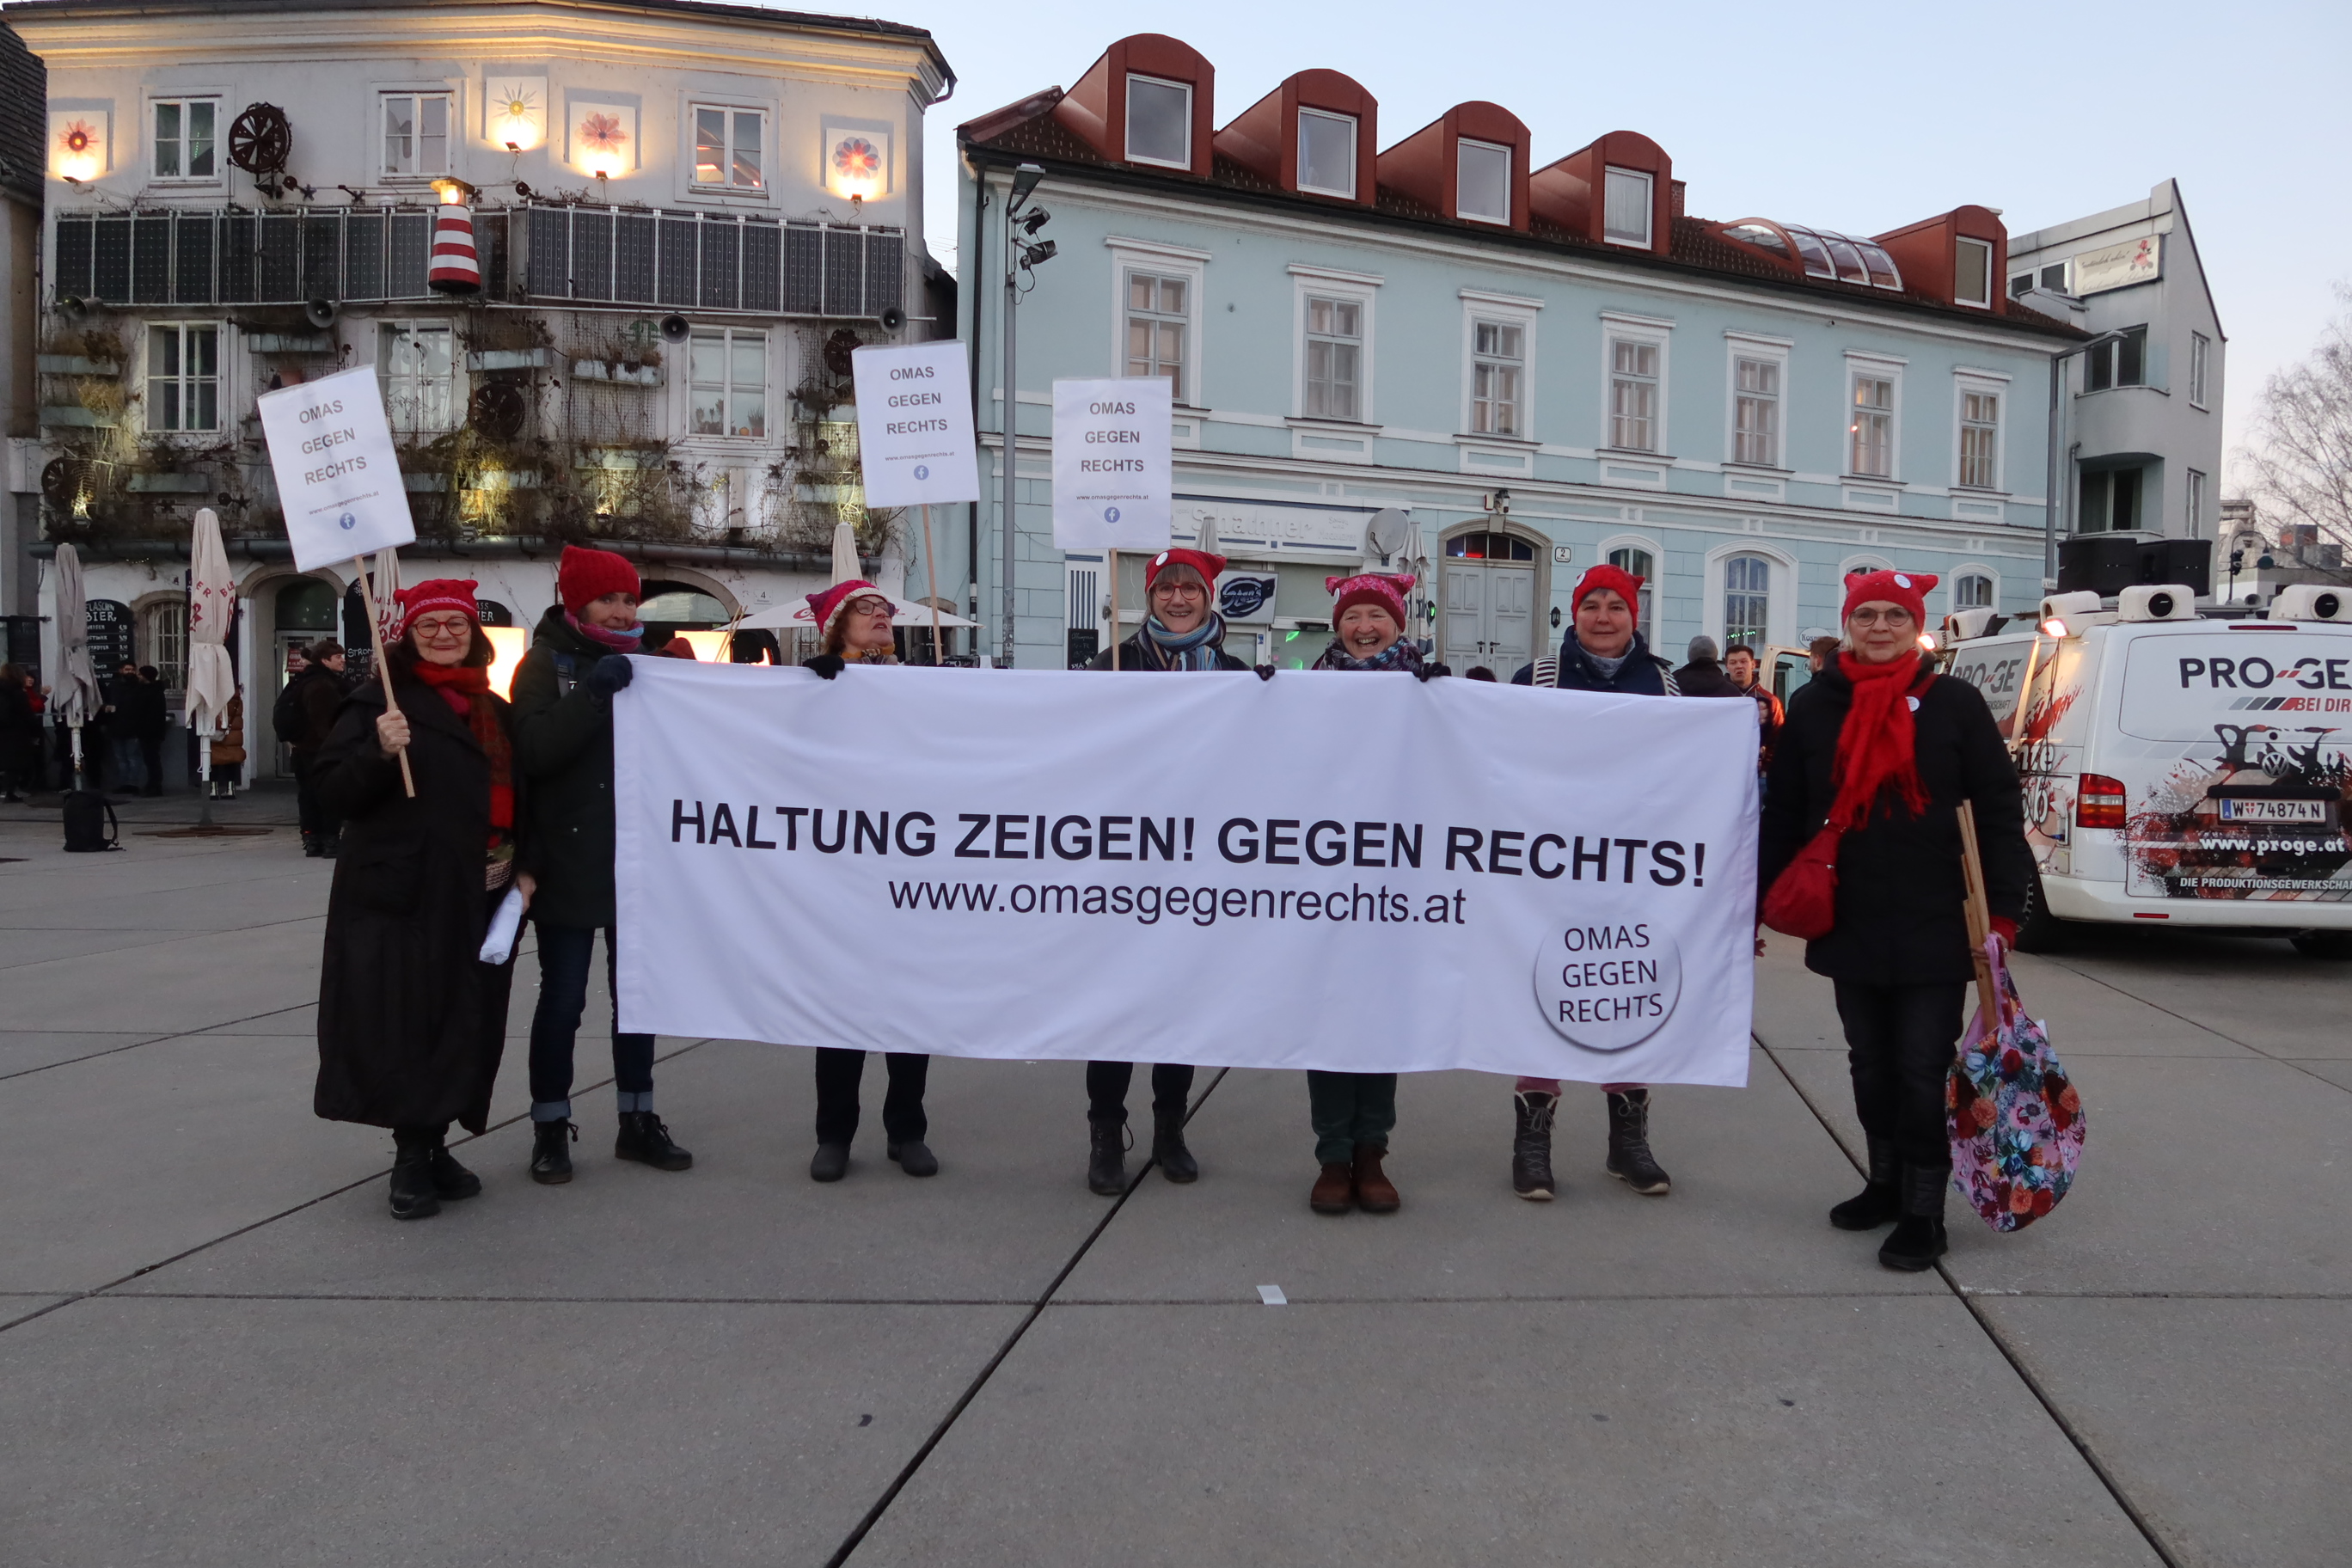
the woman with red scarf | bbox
[1758,570,2032,1269]
[311,580,534,1221]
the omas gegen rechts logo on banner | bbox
[1532,916,1683,1052]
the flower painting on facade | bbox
[48,109,107,180]
[569,100,635,178]
[824,126,886,200]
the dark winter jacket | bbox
[510,606,629,929]
[1757,654,2032,985]
[1673,657,1743,699]
[290,665,350,756]
[1087,628,1249,672]
[310,669,524,1132]
[1735,677,1785,773]
[1510,630,1681,695]
[0,680,36,779]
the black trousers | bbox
[1832,980,1967,1172]
[292,752,340,838]
[814,1049,928,1146]
[1086,1061,1194,1128]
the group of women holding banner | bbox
[309,543,2029,1271]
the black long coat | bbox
[1758,654,2032,986]
[510,606,625,929]
[311,671,523,1132]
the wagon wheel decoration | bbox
[469,382,530,441]
[226,103,292,175]
[822,328,863,378]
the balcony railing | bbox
[50,205,905,321]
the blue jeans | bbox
[528,923,656,1122]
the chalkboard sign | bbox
[85,599,135,671]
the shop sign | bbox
[2072,235,2160,295]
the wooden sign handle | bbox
[1956,804,2000,1034]
[1108,548,1121,671]
[354,563,416,798]
[919,504,945,664]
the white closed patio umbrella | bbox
[50,542,102,788]
[184,509,238,822]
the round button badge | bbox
[1531,917,1682,1052]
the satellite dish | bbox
[1363,507,1410,561]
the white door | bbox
[1442,565,1487,668]
[1442,561,1534,673]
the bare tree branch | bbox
[2244,282,2352,548]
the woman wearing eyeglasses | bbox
[802,579,940,1182]
[311,580,535,1221]
[1758,570,2031,1270]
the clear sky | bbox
[909,0,2349,492]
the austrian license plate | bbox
[2217,797,2332,824]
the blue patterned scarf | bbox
[1313,636,1424,674]
[1136,614,1228,671]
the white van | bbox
[1940,583,2352,955]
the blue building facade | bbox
[948,34,2081,682]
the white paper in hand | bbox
[478,886,527,965]
[256,364,416,572]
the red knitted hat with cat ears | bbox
[1841,569,1938,625]
[1571,563,1644,610]
[1325,573,1415,628]
[1144,548,1227,592]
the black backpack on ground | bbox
[64,788,120,853]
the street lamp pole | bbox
[998,163,1050,666]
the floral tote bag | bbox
[1946,940,2086,1232]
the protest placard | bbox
[1051,377,1172,553]
[850,340,980,509]
[255,364,414,573]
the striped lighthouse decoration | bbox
[427,203,480,293]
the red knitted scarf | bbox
[1828,652,1931,832]
[410,662,514,831]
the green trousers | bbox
[1307,1070,1397,1166]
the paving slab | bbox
[851,1297,2161,1568]
[0,1295,1020,1568]
[2277,1057,2352,1093]
[1064,1056,1938,1303]
[0,919,328,1032]
[1772,1047,2352,1296]
[1975,1295,2352,1568]
[119,1042,1125,1303]
[2038,927,2352,1059]
[0,1031,164,1080]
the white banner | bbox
[256,364,415,572]
[614,662,1757,1084]
[1052,377,1172,552]
[851,340,980,508]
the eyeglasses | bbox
[1152,579,1206,598]
[1847,608,1915,628]
[411,615,473,640]
[844,596,893,618]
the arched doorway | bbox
[268,577,338,779]
[1439,527,1540,676]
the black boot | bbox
[1879,1165,1951,1271]
[389,1130,441,1221]
[616,1111,692,1171]
[1087,1120,1129,1196]
[1604,1089,1671,1196]
[1151,1108,1198,1183]
[529,1119,576,1185]
[887,1139,939,1177]
[426,1130,481,1200]
[301,830,322,857]
[810,1142,850,1182]
[1512,1091,1558,1200]
[1830,1136,1902,1230]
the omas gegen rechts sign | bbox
[255,364,414,572]
[1051,377,1172,552]
[850,340,981,509]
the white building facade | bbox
[10,0,949,781]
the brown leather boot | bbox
[1310,1161,1355,1214]
[1353,1144,1400,1213]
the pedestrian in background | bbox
[1725,644,1785,779]
[131,666,168,796]
[311,579,531,1221]
[0,665,40,801]
[103,660,141,792]
[289,640,352,856]
[1508,564,1676,1201]
[803,579,938,1182]
[1301,569,1442,1215]
[511,544,692,1185]
[1808,635,1840,675]
[1759,570,2031,1270]
[1081,546,1246,1194]
[207,689,244,797]
[1673,635,1742,698]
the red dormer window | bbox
[1603,168,1652,246]
[1376,102,1531,232]
[1052,34,1216,178]
[1213,69,1377,205]
[1298,107,1356,198]
[1456,138,1512,224]
[1125,74,1192,168]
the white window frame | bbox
[1108,238,1210,408]
[1597,534,1662,643]
[1124,73,1193,169]
[378,320,460,435]
[1843,352,1904,482]
[686,326,769,440]
[1289,265,1380,425]
[1701,539,1796,650]
[1460,290,1540,441]
[1953,236,1994,309]
[1455,137,1512,225]
[1723,332,1791,470]
[1953,372,2006,492]
[688,101,767,192]
[149,94,222,183]
[2186,468,2208,537]
[1603,167,1653,248]
[378,89,456,181]
[1949,565,2000,614]
[1296,107,1357,199]
[144,321,222,434]
[2189,332,2211,409]
[1123,267,1193,407]
[1600,312,1673,456]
